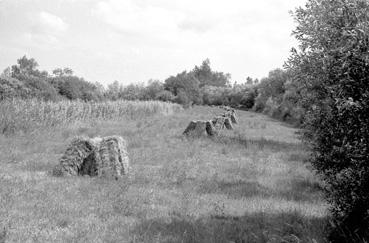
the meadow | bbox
[0,101,328,242]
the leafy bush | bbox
[287,0,369,241]
[155,90,174,102]
[0,77,31,100]
[164,71,202,105]
[50,76,102,101]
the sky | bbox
[0,0,306,85]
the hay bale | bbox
[183,121,208,137]
[225,111,238,124]
[224,117,234,130]
[57,136,129,178]
[222,110,238,124]
[205,120,218,136]
[98,136,130,178]
[230,112,238,124]
[220,105,233,111]
[59,137,100,176]
[212,116,226,130]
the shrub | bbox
[288,0,369,241]
[155,90,174,102]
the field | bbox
[0,103,328,242]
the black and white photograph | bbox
[0,0,368,242]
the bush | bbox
[155,90,174,102]
[240,89,256,109]
[288,0,369,241]
[15,75,60,101]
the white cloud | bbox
[37,11,68,34]
[0,0,307,84]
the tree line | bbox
[0,57,259,109]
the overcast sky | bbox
[0,0,306,85]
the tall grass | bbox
[0,106,327,242]
[0,99,182,135]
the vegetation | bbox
[286,0,369,241]
[0,106,327,242]
[1,0,368,241]
[0,99,182,135]
[1,57,256,109]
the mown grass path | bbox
[0,106,328,242]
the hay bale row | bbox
[183,108,238,137]
[57,135,129,178]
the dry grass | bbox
[0,105,328,242]
[0,99,182,135]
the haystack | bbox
[230,112,238,124]
[205,120,218,136]
[183,120,218,137]
[220,105,233,112]
[59,137,101,176]
[223,111,238,124]
[224,117,234,130]
[98,136,130,177]
[57,136,129,178]
[183,121,208,137]
[212,116,226,130]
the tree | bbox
[106,81,121,100]
[246,76,253,85]
[11,55,48,78]
[50,75,101,101]
[155,90,174,102]
[252,69,288,113]
[287,0,369,241]
[143,79,164,100]
[192,59,231,87]
[52,67,74,77]
[1,67,11,78]
[120,84,145,100]
[164,71,202,105]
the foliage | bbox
[192,59,231,87]
[52,67,74,77]
[50,75,102,101]
[0,77,31,100]
[164,71,202,105]
[119,84,146,101]
[3,56,254,108]
[11,55,48,78]
[201,85,228,105]
[155,90,175,102]
[143,80,165,100]
[287,0,369,241]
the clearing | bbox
[0,106,327,242]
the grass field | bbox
[0,105,328,242]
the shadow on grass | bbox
[211,135,303,152]
[131,211,328,243]
[196,178,323,202]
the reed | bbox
[0,99,182,135]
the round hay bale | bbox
[58,137,100,176]
[98,136,129,178]
[224,117,234,130]
[183,120,208,137]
